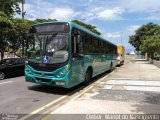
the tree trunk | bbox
[0,50,4,60]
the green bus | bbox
[25,22,117,88]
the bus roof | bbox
[31,21,117,47]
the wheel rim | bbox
[0,72,5,80]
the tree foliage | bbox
[129,23,159,51]
[140,35,160,58]
[9,18,37,56]
[72,20,101,35]
[0,0,101,59]
[129,22,160,58]
[34,19,57,23]
[0,0,24,17]
[0,11,13,59]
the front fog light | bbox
[56,70,67,78]
[56,64,70,78]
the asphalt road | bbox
[0,76,84,114]
[0,55,136,119]
[0,71,114,120]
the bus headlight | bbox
[56,70,67,78]
[56,64,70,78]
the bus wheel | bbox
[84,69,92,85]
[0,72,5,80]
[109,63,113,72]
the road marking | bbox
[103,85,113,89]
[0,81,13,85]
[40,86,94,120]
[117,85,160,92]
[109,78,140,80]
[19,95,67,120]
[41,73,112,120]
[20,70,113,120]
[107,80,160,86]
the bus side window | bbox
[93,37,99,53]
[84,34,92,54]
[72,29,83,60]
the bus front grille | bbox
[36,77,51,83]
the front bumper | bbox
[25,72,70,88]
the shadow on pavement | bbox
[131,92,160,114]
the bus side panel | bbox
[113,53,118,68]
[83,54,107,78]
[100,54,112,72]
[70,60,85,87]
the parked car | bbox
[0,58,25,80]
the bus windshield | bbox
[27,33,69,64]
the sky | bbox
[17,0,160,53]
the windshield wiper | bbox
[45,32,58,45]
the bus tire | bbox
[0,72,5,80]
[109,63,113,72]
[84,68,92,85]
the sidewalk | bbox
[47,60,160,119]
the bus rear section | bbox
[117,45,125,65]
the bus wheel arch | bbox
[84,66,93,85]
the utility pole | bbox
[21,0,26,57]
[22,0,26,21]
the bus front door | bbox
[71,29,84,87]
[71,54,84,86]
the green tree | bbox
[34,19,57,23]
[6,18,56,57]
[140,35,160,58]
[0,11,13,59]
[72,20,101,35]
[9,18,36,57]
[129,23,159,51]
[0,0,24,17]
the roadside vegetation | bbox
[129,23,160,59]
[1,1,160,60]
[0,0,100,59]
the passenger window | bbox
[72,29,83,53]
[84,34,93,53]
[93,38,99,53]
[72,28,83,60]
